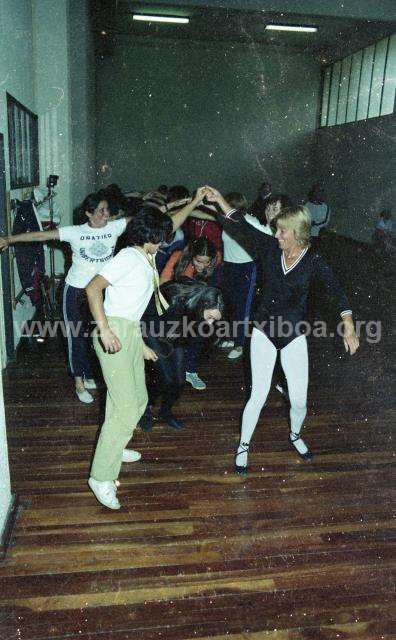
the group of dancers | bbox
[0,183,359,509]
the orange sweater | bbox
[160,250,222,284]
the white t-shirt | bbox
[222,213,273,263]
[58,218,127,287]
[305,202,330,237]
[100,247,154,321]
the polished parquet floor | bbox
[0,239,395,640]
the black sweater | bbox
[142,281,201,346]
[218,210,351,348]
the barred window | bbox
[7,93,39,189]
[320,33,396,127]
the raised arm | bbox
[314,255,359,355]
[169,187,208,231]
[189,209,216,221]
[205,187,274,260]
[0,228,59,251]
[109,214,133,223]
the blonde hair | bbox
[276,205,311,248]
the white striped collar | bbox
[281,247,308,275]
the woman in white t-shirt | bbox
[85,189,207,509]
[0,193,130,403]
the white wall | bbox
[0,0,94,540]
[0,0,37,358]
[68,0,96,211]
[33,0,73,280]
[0,0,95,362]
[0,367,11,541]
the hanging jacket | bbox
[12,200,45,306]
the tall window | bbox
[7,93,39,189]
[320,33,396,127]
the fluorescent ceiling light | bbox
[133,14,189,24]
[266,24,317,33]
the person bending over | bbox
[160,237,221,390]
[140,278,224,431]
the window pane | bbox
[25,113,32,182]
[21,111,27,183]
[368,38,388,118]
[381,33,396,116]
[337,55,352,124]
[321,67,331,126]
[357,44,375,120]
[327,61,341,126]
[346,50,363,122]
[14,105,22,183]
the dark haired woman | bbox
[160,236,221,285]
[160,237,222,390]
[85,191,207,509]
[141,279,224,431]
[0,193,202,404]
[205,187,359,473]
[0,192,129,403]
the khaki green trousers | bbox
[91,317,148,481]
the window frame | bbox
[6,93,39,189]
[319,34,396,129]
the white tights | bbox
[238,328,309,463]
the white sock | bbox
[236,441,249,467]
[290,432,308,455]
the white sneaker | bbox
[228,347,243,359]
[185,371,207,390]
[219,340,234,348]
[122,449,141,463]
[84,378,97,390]
[76,389,94,403]
[88,477,121,509]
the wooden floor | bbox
[0,238,395,640]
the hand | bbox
[204,186,232,215]
[342,321,359,355]
[191,186,208,207]
[143,343,158,361]
[204,186,221,200]
[0,237,9,251]
[100,327,122,353]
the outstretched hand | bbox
[192,186,209,207]
[203,186,222,203]
[203,186,234,215]
[0,237,9,252]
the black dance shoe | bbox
[139,408,153,432]
[235,442,250,475]
[289,432,313,461]
[158,410,185,430]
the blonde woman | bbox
[205,188,359,473]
